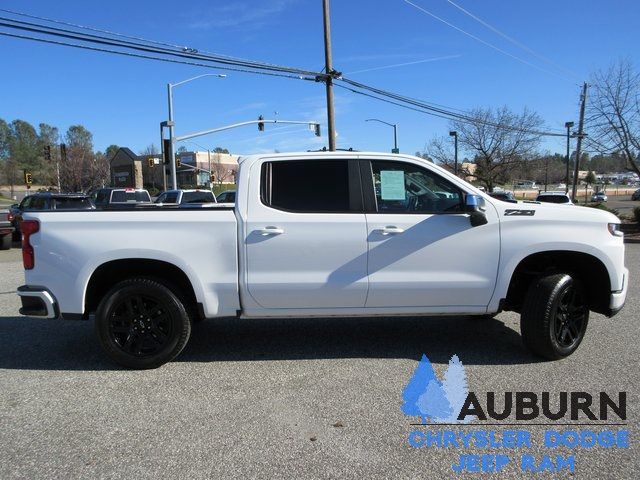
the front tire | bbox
[95,278,192,369]
[520,273,589,360]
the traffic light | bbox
[43,145,51,161]
[314,124,321,137]
[176,158,181,168]
[148,158,154,168]
[258,115,264,132]
[24,171,33,185]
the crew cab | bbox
[17,152,628,368]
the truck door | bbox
[244,159,368,309]
[362,158,500,309]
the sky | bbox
[1,0,639,159]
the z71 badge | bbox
[504,209,535,216]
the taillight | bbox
[7,213,14,222]
[22,220,39,270]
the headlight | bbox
[608,223,623,237]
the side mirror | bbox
[465,194,488,227]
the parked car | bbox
[488,191,517,203]
[632,189,640,201]
[0,209,15,250]
[591,192,608,202]
[17,152,627,368]
[216,190,236,203]
[93,188,152,208]
[535,192,573,205]
[10,192,94,240]
[154,189,216,205]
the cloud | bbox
[229,102,269,115]
[188,1,297,29]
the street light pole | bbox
[365,118,399,153]
[449,131,458,175]
[167,73,226,190]
[564,121,574,194]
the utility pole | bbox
[564,121,574,194]
[571,82,588,202]
[449,131,458,175]
[322,0,336,151]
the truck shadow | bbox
[180,315,542,366]
[0,317,540,371]
[0,314,543,370]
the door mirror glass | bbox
[465,194,486,212]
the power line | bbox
[0,31,305,81]
[443,0,580,80]
[0,7,285,68]
[0,15,320,77]
[401,0,574,82]
[338,77,567,137]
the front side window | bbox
[261,160,353,213]
[371,160,463,213]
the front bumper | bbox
[17,285,59,319]
[608,268,629,317]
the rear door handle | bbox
[379,226,404,235]
[258,226,285,236]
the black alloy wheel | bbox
[95,278,191,369]
[521,273,589,360]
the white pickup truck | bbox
[17,152,628,368]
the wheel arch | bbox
[500,250,611,315]
[84,258,201,319]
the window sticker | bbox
[380,170,406,200]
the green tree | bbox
[61,125,94,192]
[38,123,60,188]
[105,144,120,161]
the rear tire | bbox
[0,235,11,250]
[95,278,192,369]
[520,273,589,360]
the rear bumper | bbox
[608,268,629,317]
[17,285,59,319]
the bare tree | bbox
[586,59,640,175]
[139,144,159,156]
[426,107,544,191]
[211,152,236,188]
[457,107,543,191]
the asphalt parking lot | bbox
[0,246,638,479]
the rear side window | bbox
[54,197,92,209]
[261,160,353,213]
[182,191,215,203]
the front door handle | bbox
[379,226,405,235]
[258,226,285,236]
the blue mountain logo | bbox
[401,354,473,424]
